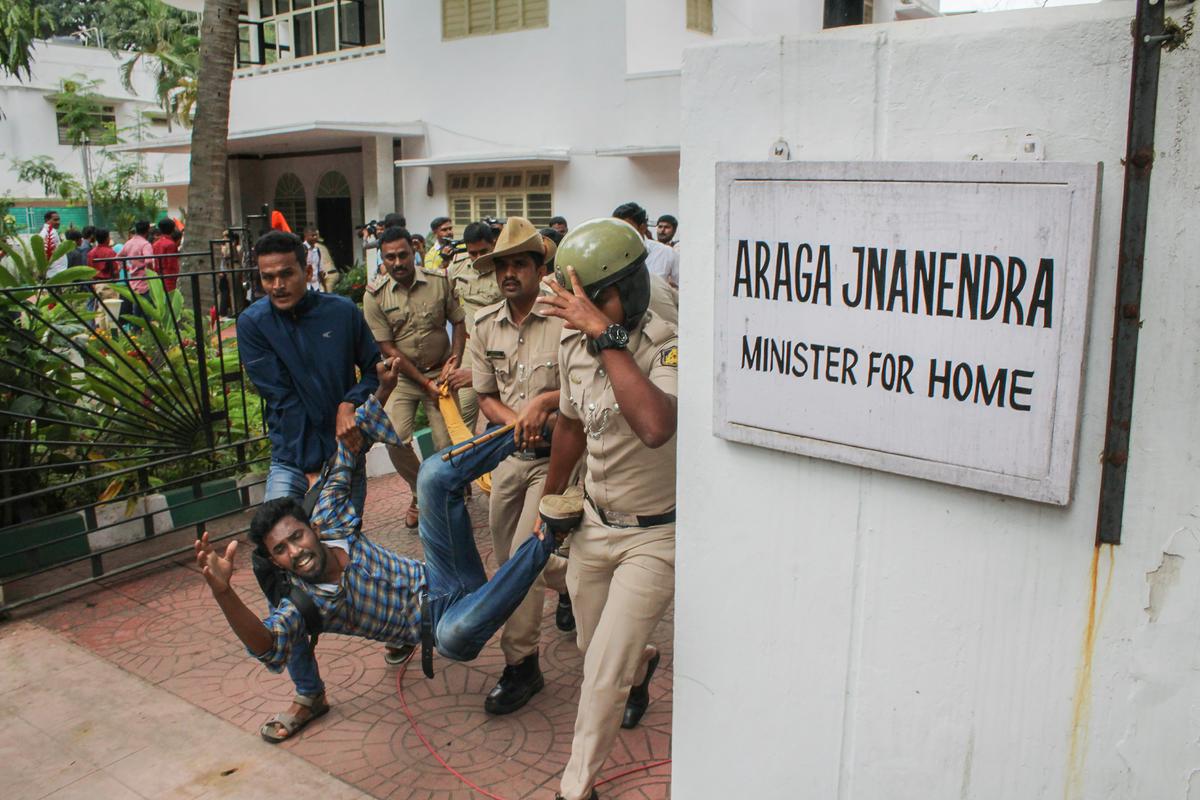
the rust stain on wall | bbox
[1064,543,1115,800]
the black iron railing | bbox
[0,257,269,612]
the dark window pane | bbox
[259,0,274,16]
[339,0,363,46]
[293,12,313,57]
[315,6,335,52]
[365,0,381,44]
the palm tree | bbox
[181,0,239,306]
[0,0,47,81]
[110,0,201,130]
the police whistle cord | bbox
[394,649,672,798]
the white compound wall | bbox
[672,3,1200,799]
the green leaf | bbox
[46,266,98,285]
[7,393,43,417]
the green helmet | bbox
[553,217,647,295]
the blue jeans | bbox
[263,459,367,697]
[418,429,556,662]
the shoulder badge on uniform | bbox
[420,265,448,278]
[366,272,389,294]
[659,345,678,368]
[475,299,505,321]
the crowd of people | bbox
[197,203,681,800]
[32,209,184,317]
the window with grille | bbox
[686,0,713,34]
[447,169,554,234]
[56,105,117,146]
[238,0,384,67]
[273,173,309,230]
[442,0,548,40]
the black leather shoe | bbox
[484,653,544,715]
[621,651,661,729]
[555,593,576,632]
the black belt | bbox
[419,593,434,678]
[511,446,552,461]
[587,494,675,529]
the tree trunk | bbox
[181,0,239,312]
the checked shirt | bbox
[255,394,426,672]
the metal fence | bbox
[0,251,269,612]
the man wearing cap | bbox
[363,226,465,529]
[467,217,574,715]
[535,218,678,800]
[424,216,458,274]
[444,221,503,433]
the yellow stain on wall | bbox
[1064,543,1115,800]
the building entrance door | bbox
[315,171,354,271]
[316,197,353,271]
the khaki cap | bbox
[472,216,557,274]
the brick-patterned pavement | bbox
[24,474,673,800]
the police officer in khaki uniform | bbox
[464,217,569,715]
[362,226,465,528]
[445,221,503,432]
[534,218,678,800]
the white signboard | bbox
[713,161,1100,504]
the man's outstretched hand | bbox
[195,531,237,595]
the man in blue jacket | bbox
[237,229,382,742]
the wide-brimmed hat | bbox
[472,216,557,274]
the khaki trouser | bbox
[385,370,452,493]
[558,509,675,800]
[488,454,568,663]
[457,347,480,434]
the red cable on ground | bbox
[395,651,672,798]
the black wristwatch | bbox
[592,323,629,351]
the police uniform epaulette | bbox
[420,265,449,278]
[475,299,505,322]
[641,311,675,346]
[366,272,390,294]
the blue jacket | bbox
[237,291,381,473]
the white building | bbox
[139,0,937,268]
[0,38,190,232]
[675,3,1200,799]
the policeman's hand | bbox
[535,266,611,338]
[532,518,547,542]
[436,355,458,387]
[195,531,237,595]
[447,367,473,391]
[335,402,363,452]
[514,395,552,450]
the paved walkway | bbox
[7,474,673,799]
[0,622,370,800]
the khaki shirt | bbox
[449,253,503,337]
[363,267,465,371]
[469,298,563,413]
[559,311,678,516]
